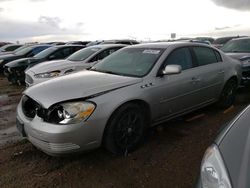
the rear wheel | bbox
[218,79,237,109]
[104,103,147,155]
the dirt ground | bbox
[0,75,250,188]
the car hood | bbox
[5,58,37,68]
[24,70,142,108]
[28,59,76,74]
[226,53,250,61]
[0,53,19,60]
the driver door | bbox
[152,47,203,121]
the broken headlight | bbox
[48,101,96,125]
[34,70,61,78]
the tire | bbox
[104,103,147,155]
[218,79,237,109]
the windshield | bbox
[15,46,33,55]
[221,39,250,53]
[91,48,164,77]
[67,47,101,61]
[34,47,58,59]
[0,44,11,52]
[13,45,30,53]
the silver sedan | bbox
[17,42,241,156]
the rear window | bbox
[193,47,218,66]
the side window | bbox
[5,46,20,51]
[214,50,222,62]
[51,49,68,59]
[73,46,84,52]
[61,47,72,57]
[193,47,218,66]
[163,47,193,70]
[32,46,48,55]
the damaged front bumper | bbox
[16,100,104,156]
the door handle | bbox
[191,77,201,83]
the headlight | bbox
[48,101,96,125]
[34,70,61,78]
[242,59,250,67]
[201,144,232,188]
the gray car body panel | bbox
[197,106,250,188]
[18,42,242,155]
[215,105,250,188]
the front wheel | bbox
[218,79,238,109]
[104,103,147,155]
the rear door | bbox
[191,46,224,101]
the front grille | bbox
[22,95,41,119]
[25,74,33,84]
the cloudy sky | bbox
[0,0,250,42]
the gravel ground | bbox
[0,75,250,188]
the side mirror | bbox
[162,65,182,75]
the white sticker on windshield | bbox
[143,50,160,54]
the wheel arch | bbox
[101,99,151,144]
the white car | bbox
[25,44,126,87]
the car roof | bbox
[87,44,127,49]
[125,41,210,49]
[231,37,250,41]
[51,44,85,48]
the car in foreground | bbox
[3,45,84,85]
[196,105,250,188]
[221,37,250,85]
[0,44,51,73]
[16,42,241,156]
[25,44,126,87]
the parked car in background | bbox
[0,44,23,53]
[0,44,34,56]
[212,36,244,49]
[101,39,139,45]
[221,37,250,85]
[0,42,11,47]
[44,42,66,45]
[25,44,126,86]
[86,40,104,47]
[4,45,85,85]
[0,44,51,73]
[195,37,215,43]
[16,42,241,156]
[66,41,91,45]
[196,105,250,188]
